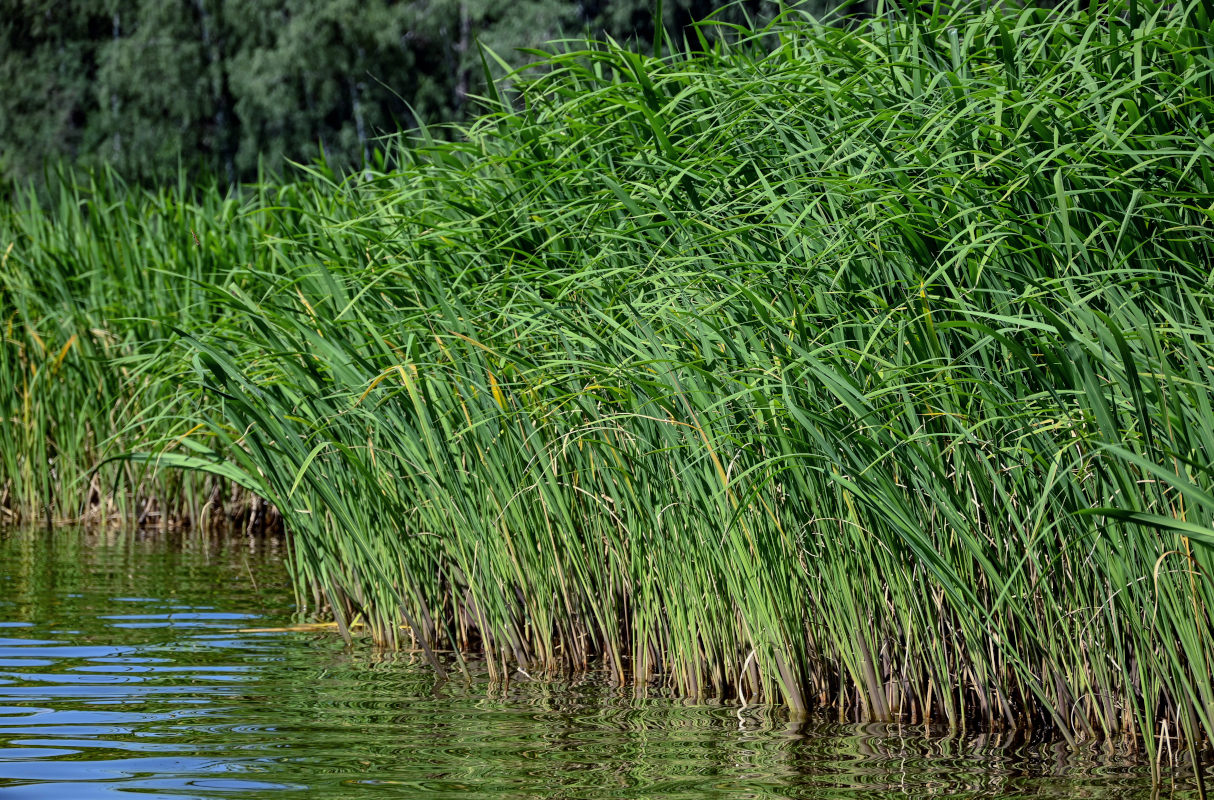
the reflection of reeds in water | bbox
[271,663,1182,798]
[4,0,1214,768]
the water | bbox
[0,528,1203,799]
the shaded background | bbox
[0,0,866,189]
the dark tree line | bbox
[1,0,838,188]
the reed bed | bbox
[0,170,295,527]
[4,0,1214,765]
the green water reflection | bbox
[0,528,1203,799]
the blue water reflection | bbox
[0,528,1208,799]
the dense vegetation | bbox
[4,0,1214,769]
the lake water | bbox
[0,527,1204,799]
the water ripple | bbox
[0,528,1208,799]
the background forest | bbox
[0,0,829,188]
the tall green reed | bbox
[0,168,301,525]
[5,0,1213,766]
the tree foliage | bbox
[1,0,818,187]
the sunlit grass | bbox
[0,169,298,525]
